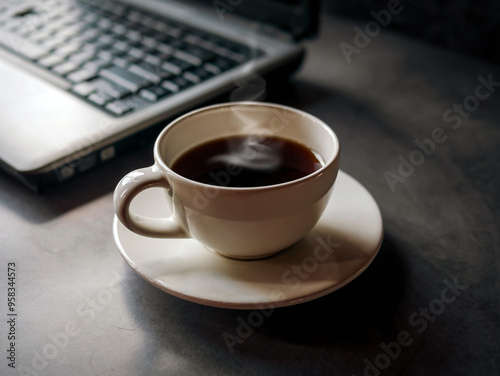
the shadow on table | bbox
[119,233,431,375]
[0,141,154,223]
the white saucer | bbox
[113,170,383,309]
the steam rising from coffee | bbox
[210,104,284,172]
[172,134,321,188]
[170,107,322,188]
[207,136,281,171]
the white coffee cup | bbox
[114,102,340,259]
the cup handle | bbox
[113,165,187,238]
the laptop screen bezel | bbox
[192,0,320,40]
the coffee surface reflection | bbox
[171,135,323,187]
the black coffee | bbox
[171,135,323,187]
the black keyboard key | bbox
[29,28,55,43]
[140,36,157,50]
[138,90,156,102]
[72,81,96,97]
[213,56,236,71]
[69,51,95,65]
[190,67,213,80]
[143,54,161,65]
[128,47,145,60]
[82,12,99,24]
[110,24,127,36]
[168,57,194,71]
[161,80,179,93]
[83,58,112,72]
[141,61,172,78]
[173,50,201,67]
[170,76,191,90]
[84,39,112,52]
[197,39,219,53]
[80,27,100,41]
[148,20,169,34]
[125,30,141,43]
[157,43,174,56]
[112,40,129,52]
[108,3,127,16]
[182,71,200,84]
[96,17,114,30]
[139,84,173,101]
[97,50,114,61]
[100,65,150,92]
[67,69,97,83]
[219,39,247,52]
[53,43,81,58]
[183,33,202,46]
[164,25,182,39]
[161,61,181,76]
[213,44,247,63]
[167,38,184,49]
[228,51,247,63]
[96,34,115,47]
[88,91,113,106]
[67,32,97,46]
[94,79,131,99]
[127,10,145,24]
[55,24,86,40]
[138,15,157,30]
[38,54,64,68]
[115,53,141,66]
[52,61,78,75]
[184,45,215,62]
[105,101,130,116]
[39,17,72,35]
[109,47,127,57]
[39,35,68,51]
[203,62,221,75]
[72,77,131,99]
[112,56,129,68]
[149,50,173,62]
[128,64,161,84]
[105,95,148,115]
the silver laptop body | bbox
[0,0,319,190]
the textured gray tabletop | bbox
[1,9,499,376]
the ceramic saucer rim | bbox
[113,170,383,309]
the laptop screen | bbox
[191,0,320,40]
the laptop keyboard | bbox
[0,0,260,116]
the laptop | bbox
[0,0,320,191]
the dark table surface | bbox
[1,10,499,376]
